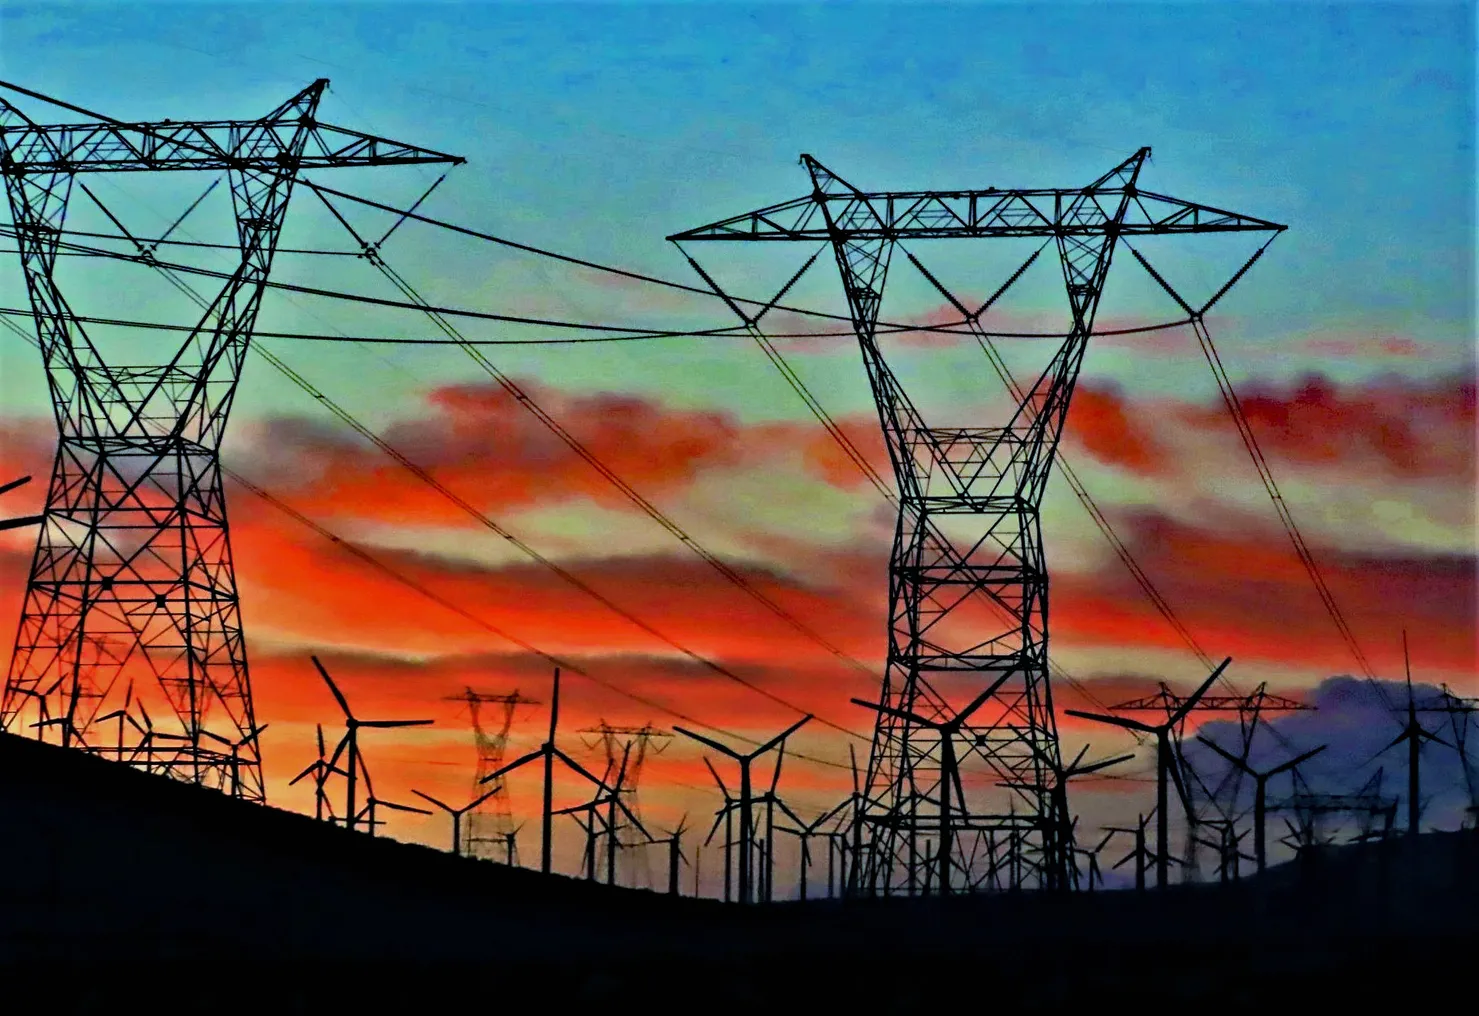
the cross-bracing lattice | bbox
[0,82,461,799]
[672,150,1283,893]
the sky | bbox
[0,1,1474,892]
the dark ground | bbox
[0,731,1471,1011]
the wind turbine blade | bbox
[1064,709,1157,735]
[673,725,742,760]
[468,785,503,811]
[359,718,434,728]
[1195,735,1251,773]
[481,747,544,784]
[288,762,321,786]
[702,756,731,798]
[1074,753,1136,777]
[1267,743,1328,777]
[411,789,452,813]
[953,672,1014,726]
[553,747,610,788]
[852,696,933,728]
[325,735,351,774]
[1417,727,1454,750]
[311,655,354,721]
[1169,657,1233,727]
[754,714,813,757]
[703,811,727,846]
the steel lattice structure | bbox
[672,150,1283,893]
[445,688,540,858]
[0,81,460,799]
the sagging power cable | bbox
[54,183,873,745]
[0,315,852,768]
[1124,239,1378,684]
[306,179,880,684]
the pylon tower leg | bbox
[0,85,334,800]
[670,147,1283,894]
[799,159,1130,895]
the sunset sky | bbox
[0,1,1473,890]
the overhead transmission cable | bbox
[53,196,869,745]
[0,280,857,772]
[0,225,1202,340]
[303,180,879,682]
[1122,240,1379,685]
[298,179,1191,341]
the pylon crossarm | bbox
[669,185,1283,244]
[0,101,464,175]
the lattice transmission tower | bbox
[579,720,671,885]
[444,688,540,859]
[0,81,460,800]
[672,150,1283,893]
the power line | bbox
[0,227,1202,341]
[306,181,881,685]
[36,184,874,747]
[222,467,853,768]
[0,304,725,346]
[1189,315,1378,681]
[0,315,857,771]
[252,345,871,743]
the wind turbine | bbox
[312,655,433,833]
[1196,737,1327,873]
[675,715,812,905]
[657,815,690,896]
[701,756,741,902]
[412,786,504,856]
[852,673,1012,894]
[1380,631,1450,837]
[482,669,616,875]
[1067,657,1231,888]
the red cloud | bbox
[1053,509,1477,681]
[1180,372,1475,480]
[1067,371,1476,482]
[1064,381,1169,475]
[237,378,888,525]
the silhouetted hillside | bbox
[0,732,1472,1011]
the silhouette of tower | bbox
[672,151,1283,891]
[0,81,461,799]
[445,688,540,859]
[580,721,672,886]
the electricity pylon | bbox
[444,688,540,859]
[0,81,461,799]
[578,720,672,886]
[672,150,1283,892]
